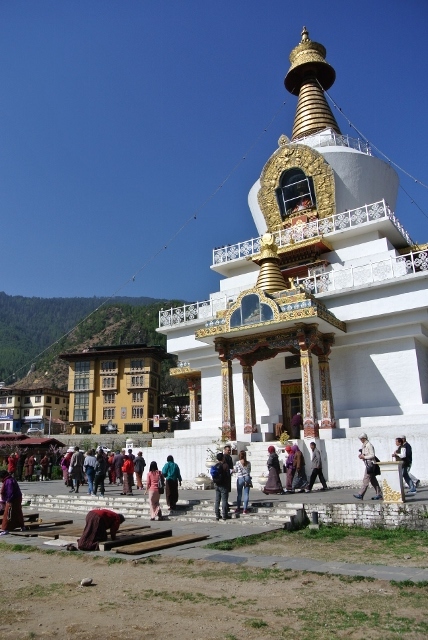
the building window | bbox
[34,409,41,416]
[74,392,89,421]
[35,396,41,403]
[46,396,52,403]
[102,377,116,389]
[24,409,30,417]
[130,359,144,371]
[132,392,143,402]
[276,168,316,219]
[230,293,274,328]
[131,375,145,387]
[7,397,12,403]
[132,406,144,418]
[104,393,116,404]
[101,360,117,372]
[150,376,158,390]
[24,396,31,404]
[74,377,89,390]
[0,409,6,417]
[55,397,59,404]
[103,407,115,420]
[0,398,5,405]
[63,398,66,403]
[152,362,159,373]
[75,361,90,374]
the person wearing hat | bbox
[353,433,382,501]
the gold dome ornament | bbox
[285,27,342,140]
[254,234,288,294]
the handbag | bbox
[243,476,253,488]
[158,473,165,494]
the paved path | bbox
[9,479,428,583]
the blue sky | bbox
[1,1,427,303]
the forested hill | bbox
[0,292,185,388]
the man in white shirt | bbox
[353,433,382,501]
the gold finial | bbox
[254,234,288,294]
[284,28,341,139]
[278,134,290,147]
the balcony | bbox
[296,249,428,294]
[293,131,372,154]
[212,200,414,267]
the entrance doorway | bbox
[281,381,302,437]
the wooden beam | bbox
[24,520,74,529]
[99,529,172,551]
[113,533,209,555]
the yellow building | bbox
[60,344,168,435]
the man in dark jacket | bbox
[213,453,231,522]
[113,450,125,485]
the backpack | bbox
[158,473,165,494]
[210,463,223,485]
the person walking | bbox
[392,437,416,496]
[134,452,146,490]
[402,436,420,488]
[107,451,116,484]
[83,449,97,495]
[113,450,124,486]
[40,454,49,481]
[263,446,284,494]
[283,445,295,493]
[306,442,328,492]
[353,433,382,501]
[162,455,182,511]
[212,453,230,522]
[291,444,308,492]
[233,450,252,515]
[0,470,25,535]
[93,452,108,497]
[145,461,164,521]
[69,446,84,493]
[121,455,135,495]
[24,454,35,481]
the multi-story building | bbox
[60,344,169,434]
[0,385,69,432]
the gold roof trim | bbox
[169,366,201,379]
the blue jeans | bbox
[85,467,95,494]
[215,485,229,520]
[236,476,250,511]
[403,466,416,492]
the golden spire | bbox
[255,234,288,294]
[285,27,341,140]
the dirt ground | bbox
[243,531,428,568]
[1,544,428,640]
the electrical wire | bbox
[5,100,288,384]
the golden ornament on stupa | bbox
[285,27,342,140]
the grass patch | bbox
[107,557,124,565]
[16,583,68,598]
[244,618,268,628]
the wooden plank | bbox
[24,519,74,529]
[9,530,39,537]
[114,533,209,555]
[99,529,172,551]
[24,513,39,522]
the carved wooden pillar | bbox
[300,349,319,438]
[221,359,236,440]
[242,364,257,434]
[318,354,335,429]
[186,377,200,422]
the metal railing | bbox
[296,250,428,294]
[159,249,427,329]
[213,200,414,265]
[293,132,372,154]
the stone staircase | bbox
[25,493,305,530]
[245,441,285,489]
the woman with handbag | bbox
[233,450,252,515]
[145,461,165,521]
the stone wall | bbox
[307,502,428,530]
